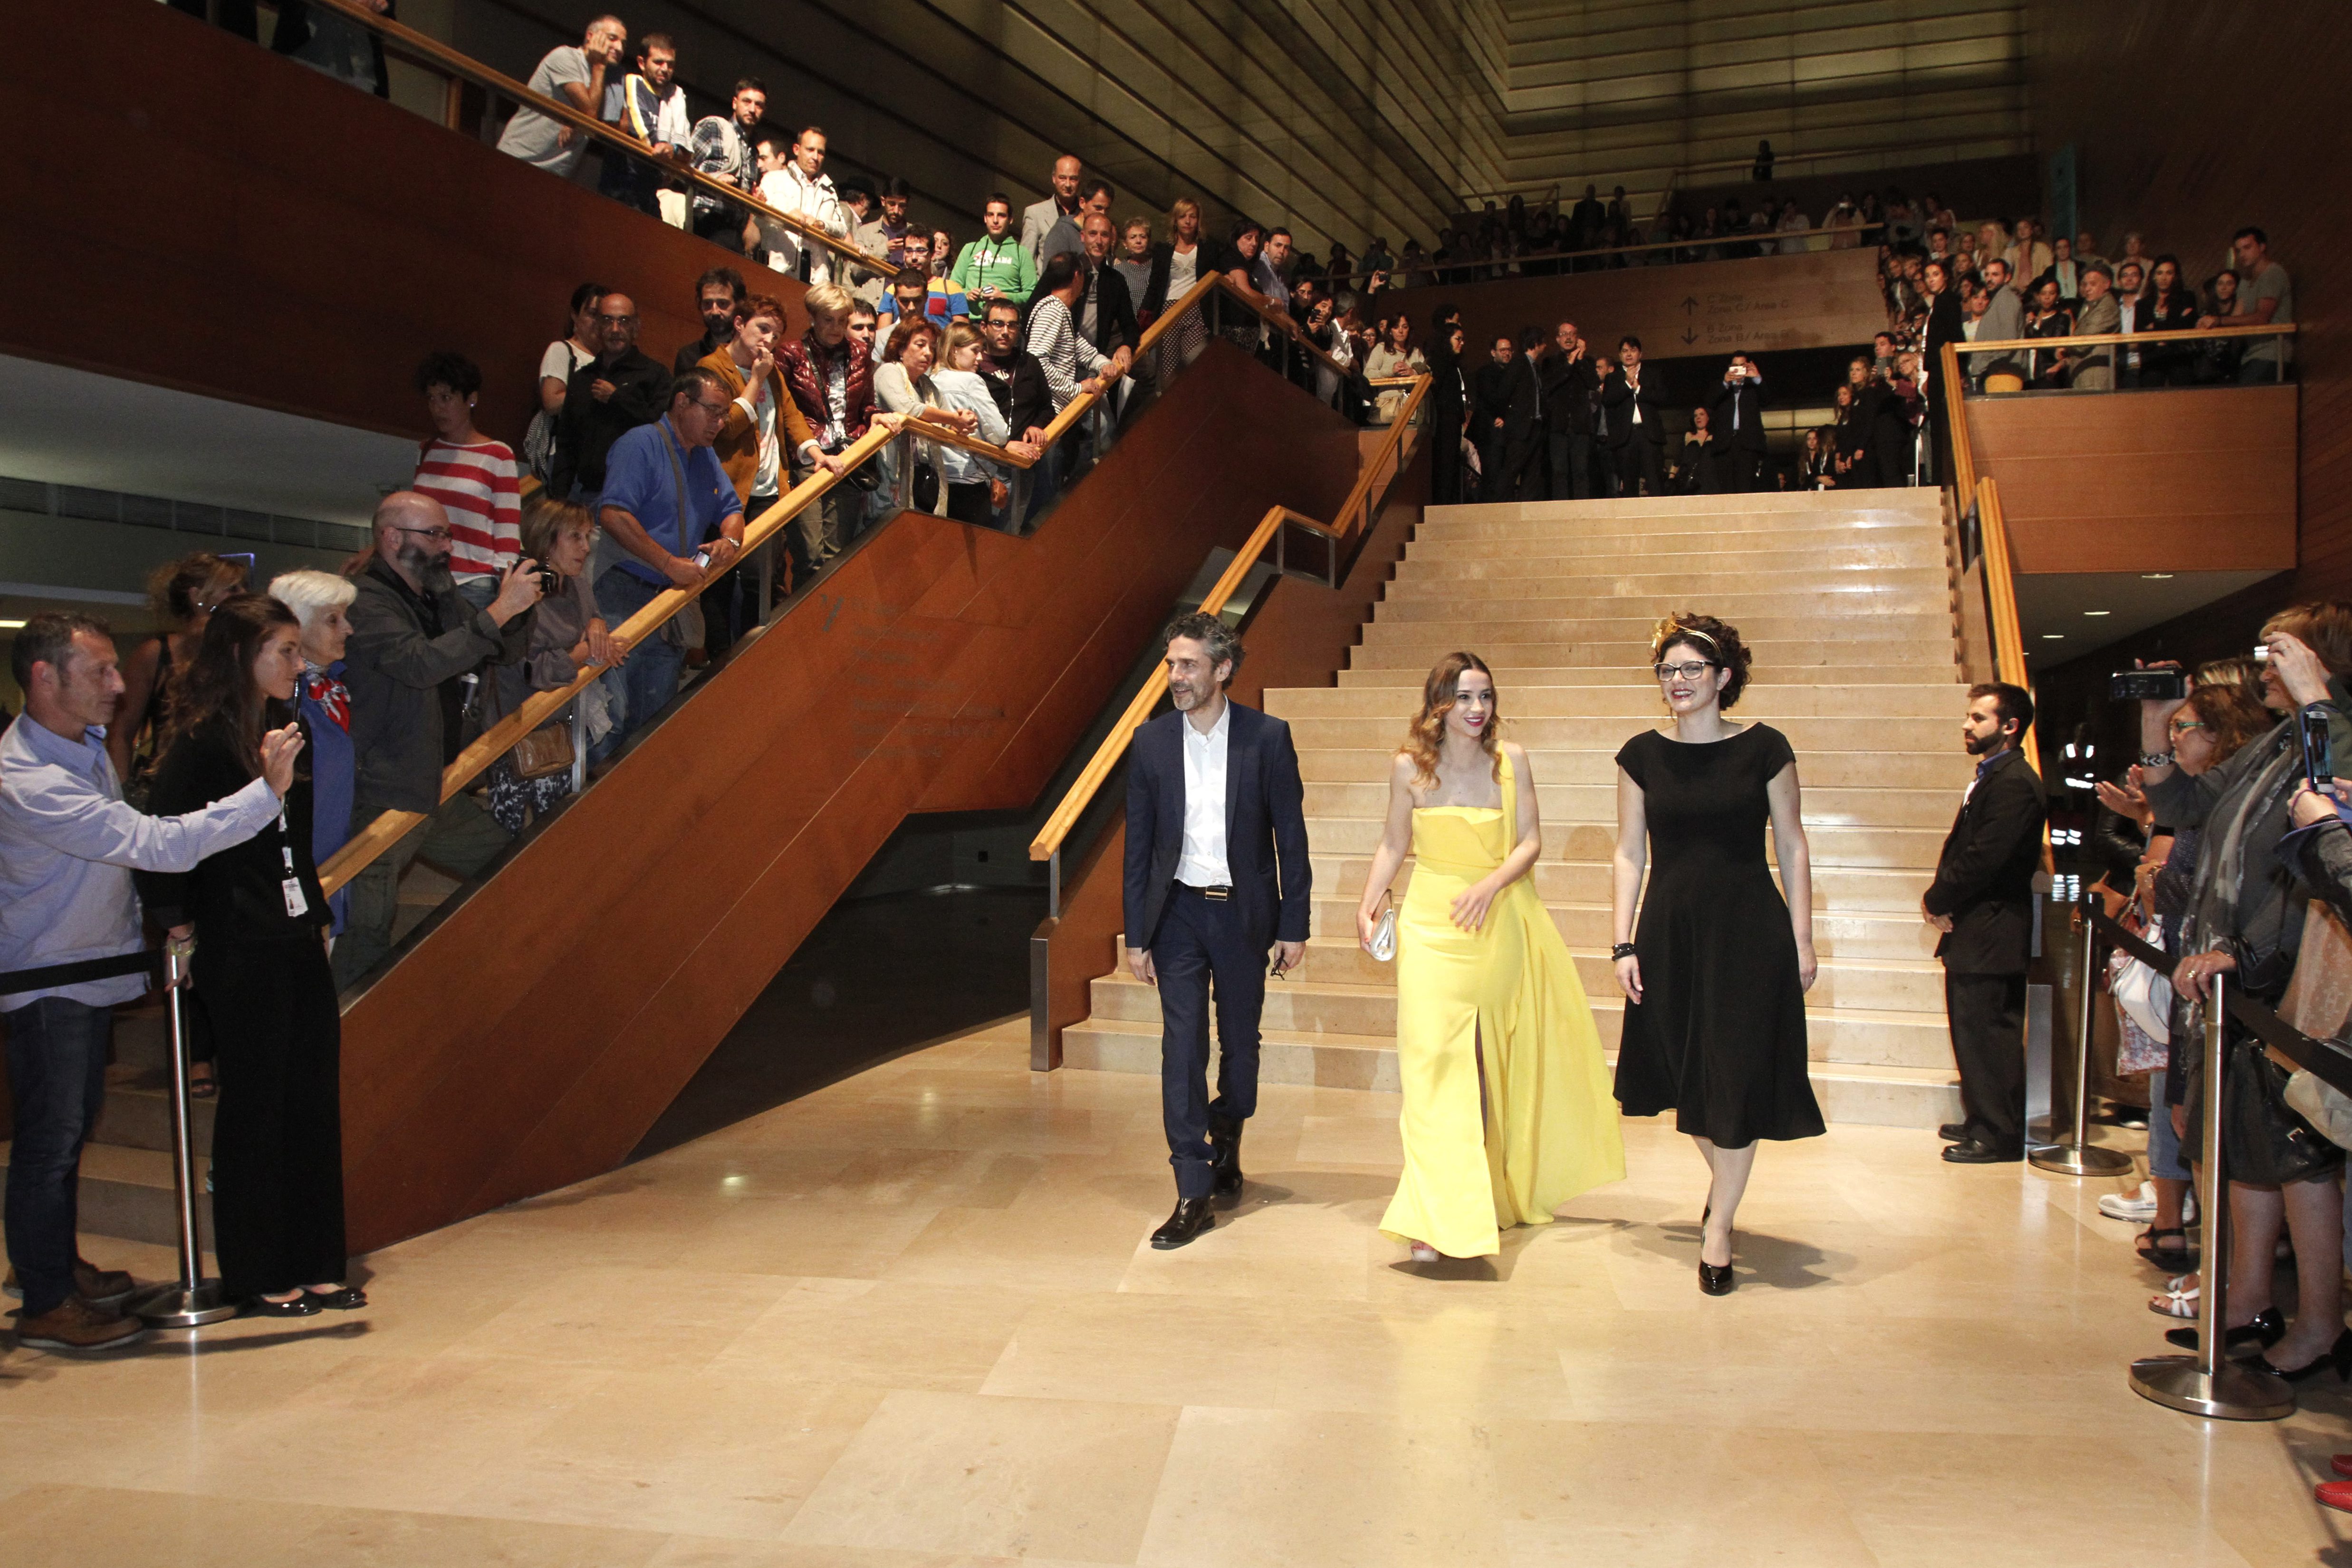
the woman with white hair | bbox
[267,568,358,936]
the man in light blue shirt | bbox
[595,370,745,745]
[0,614,299,1351]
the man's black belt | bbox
[0,951,159,1000]
[1177,882,1231,902]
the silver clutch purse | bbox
[1368,892,1398,962]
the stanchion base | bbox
[2129,1354,2294,1420]
[131,1281,237,1328]
[2029,1140,2134,1176]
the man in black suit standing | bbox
[1469,333,1518,502]
[1538,320,1597,500]
[1602,336,1667,497]
[1707,353,1768,493]
[1923,682,2047,1164]
[1125,613,1311,1247]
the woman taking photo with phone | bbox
[1612,616,1822,1294]
[1356,653,1622,1263]
[137,594,361,1318]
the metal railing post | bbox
[132,951,236,1328]
[2129,971,2294,1419]
[569,700,587,797]
[2031,895,2131,1175]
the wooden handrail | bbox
[1958,322,2298,356]
[1026,373,1432,863]
[1975,477,2028,692]
[1938,342,1978,501]
[317,416,901,896]
[1331,222,1883,286]
[298,0,903,281]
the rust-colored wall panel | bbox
[335,343,1357,1251]
[0,0,787,443]
[1969,386,2298,574]
[1382,248,1887,365]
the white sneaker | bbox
[2098,1181,2158,1222]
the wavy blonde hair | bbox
[1399,651,1499,788]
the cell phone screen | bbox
[2302,707,2333,790]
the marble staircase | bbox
[1061,489,1971,1127]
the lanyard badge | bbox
[278,808,309,919]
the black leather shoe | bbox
[1942,1138,2023,1164]
[241,1293,322,1318]
[2165,1305,2285,1353]
[1150,1197,1216,1250]
[1698,1260,1735,1295]
[1938,1123,1970,1143]
[1209,1121,1244,1197]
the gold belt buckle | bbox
[1200,885,1230,902]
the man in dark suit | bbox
[1707,354,1768,492]
[1601,336,1667,497]
[1923,682,2048,1163]
[1124,613,1311,1248]
[1469,333,1518,502]
[1537,320,1598,500]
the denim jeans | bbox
[3,997,112,1317]
[595,567,686,747]
[2146,1068,2189,1182]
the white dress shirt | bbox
[1174,700,1232,888]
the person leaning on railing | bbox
[2138,611,2352,1381]
[874,321,963,515]
[483,498,623,831]
[687,78,768,255]
[597,31,691,222]
[0,613,303,1354]
[495,13,627,181]
[777,283,887,566]
[137,595,364,1321]
[332,492,542,990]
[2205,227,2294,384]
[755,125,850,285]
[932,323,1027,526]
[703,293,814,593]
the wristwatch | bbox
[2138,750,2175,769]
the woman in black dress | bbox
[137,594,360,1318]
[1612,615,1824,1294]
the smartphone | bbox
[693,548,712,569]
[2109,668,2187,702]
[2302,706,2335,792]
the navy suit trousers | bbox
[1152,885,1266,1198]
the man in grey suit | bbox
[1970,257,2026,383]
[2068,265,2121,389]
[1021,154,1083,271]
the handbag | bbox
[2110,906,2173,1046]
[1367,889,1397,963]
[510,719,575,780]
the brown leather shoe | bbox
[5,1261,140,1311]
[13,1298,149,1353]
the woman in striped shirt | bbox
[411,352,522,610]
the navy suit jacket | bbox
[1923,747,2047,974]
[1123,699,1311,953]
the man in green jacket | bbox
[952,195,1038,309]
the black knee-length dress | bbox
[1613,723,1824,1147]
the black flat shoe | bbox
[1150,1196,1215,1250]
[2165,1305,2285,1353]
[303,1285,368,1311]
[2258,1327,2352,1384]
[2137,1228,2199,1274]
[1941,1138,2023,1164]
[1698,1260,1735,1296]
[241,1294,321,1318]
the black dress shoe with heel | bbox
[1698,1260,1735,1296]
[1209,1121,1244,1197]
[2164,1305,2284,1353]
[2258,1327,2352,1384]
[1151,1197,1216,1250]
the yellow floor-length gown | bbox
[1378,750,1625,1257]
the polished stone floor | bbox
[4,1015,2349,1566]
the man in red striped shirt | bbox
[412,352,523,610]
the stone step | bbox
[1348,638,1957,675]
[0,1139,211,1251]
[1287,716,1966,754]
[1059,1017,1961,1129]
[1376,584,1953,620]
[1299,897,1941,966]
[1277,930,1946,1011]
[1300,778,1967,828]
[1300,816,1946,869]
[1428,491,1944,522]
[1392,556,1952,590]
[1311,853,1939,914]
[1361,609,1955,643]
[1422,504,1940,540]
[96,1067,217,1156]
[1334,663,1966,692]
[1275,683,1968,718]
[1404,532,1949,570]
[1295,746,1971,791]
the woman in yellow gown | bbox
[1355,653,1624,1260]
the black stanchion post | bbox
[132,947,235,1328]
[2128,970,2293,1419]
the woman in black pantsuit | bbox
[137,594,360,1318]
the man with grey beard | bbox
[332,491,542,988]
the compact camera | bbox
[2108,668,2187,702]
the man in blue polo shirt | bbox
[594,368,746,745]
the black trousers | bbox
[691,207,746,253]
[201,937,348,1299]
[1722,445,1764,492]
[1614,438,1664,496]
[1151,885,1267,1199]
[1946,970,2027,1150]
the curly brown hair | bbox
[1399,652,1499,788]
[1650,613,1753,709]
[2186,660,2275,766]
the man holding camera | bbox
[1707,354,1767,493]
[1925,682,2047,1163]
